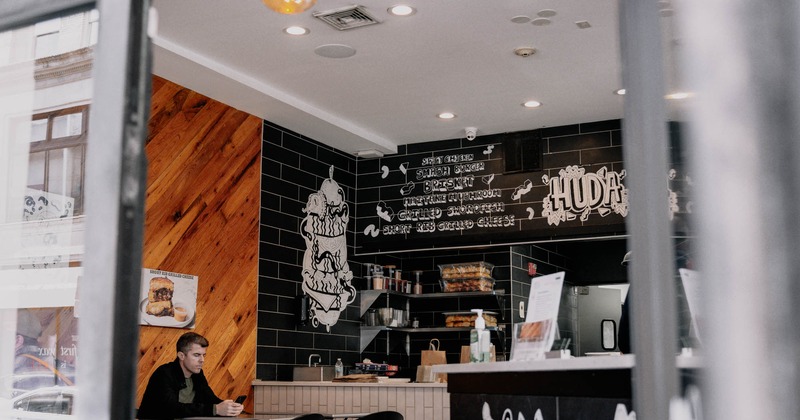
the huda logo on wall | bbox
[541,165,629,225]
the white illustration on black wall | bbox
[361,149,688,242]
[541,165,629,225]
[300,166,355,331]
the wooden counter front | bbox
[252,380,448,420]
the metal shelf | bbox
[358,289,507,353]
[358,326,502,354]
[359,289,506,317]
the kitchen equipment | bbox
[378,308,394,326]
[365,309,377,326]
[393,308,404,327]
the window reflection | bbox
[1,8,97,419]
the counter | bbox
[252,380,449,420]
[431,355,702,420]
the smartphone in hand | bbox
[235,395,247,404]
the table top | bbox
[183,412,372,419]
[431,354,703,374]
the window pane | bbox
[27,151,45,190]
[1,8,96,420]
[34,32,58,59]
[47,148,64,196]
[51,113,82,138]
[44,146,83,213]
[30,119,47,142]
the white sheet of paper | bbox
[679,268,702,342]
[526,271,565,322]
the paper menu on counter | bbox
[526,271,565,322]
[511,271,565,361]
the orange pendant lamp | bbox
[263,0,316,14]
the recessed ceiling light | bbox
[531,18,551,26]
[665,91,693,100]
[523,100,542,108]
[388,5,416,16]
[283,26,309,36]
[537,9,557,18]
[511,15,531,24]
[438,112,456,120]
[615,88,626,96]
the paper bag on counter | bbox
[420,338,447,365]
[419,339,447,382]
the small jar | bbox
[412,317,419,328]
[373,275,385,290]
[414,280,423,295]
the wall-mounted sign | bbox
[301,166,355,331]
[138,268,198,329]
[357,141,633,252]
[20,189,75,269]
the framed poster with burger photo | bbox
[138,268,198,328]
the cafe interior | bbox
[2,1,800,420]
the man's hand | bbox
[215,399,244,417]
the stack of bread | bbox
[438,262,495,292]
[146,277,174,316]
[444,311,498,328]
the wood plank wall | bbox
[135,76,261,411]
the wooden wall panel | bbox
[136,75,261,411]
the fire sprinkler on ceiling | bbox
[514,47,536,57]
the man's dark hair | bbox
[176,332,209,353]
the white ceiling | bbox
[150,1,629,156]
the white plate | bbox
[139,298,195,328]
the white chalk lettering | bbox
[423,175,475,194]
[437,219,474,231]
[415,166,451,180]
[477,215,515,228]
[403,194,448,207]
[382,224,413,235]
[446,202,505,217]
[397,207,443,221]
[453,162,485,174]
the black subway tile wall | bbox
[258,121,361,380]
[256,118,691,380]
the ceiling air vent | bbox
[313,5,381,31]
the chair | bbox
[357,411,403,420]
[291,414,325,420]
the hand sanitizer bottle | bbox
[470,309,488,363]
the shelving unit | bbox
[358,289,506,353]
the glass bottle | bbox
[334,358,344,378]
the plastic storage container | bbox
[438,262,495,292]
[443,311,498,327]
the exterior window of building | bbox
[2,7,94,419]
[34,18,60,59]
[88,10,99,46]
[27,106,88,215]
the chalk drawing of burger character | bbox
[301,166,356,331]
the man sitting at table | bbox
[137,332,243,419]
